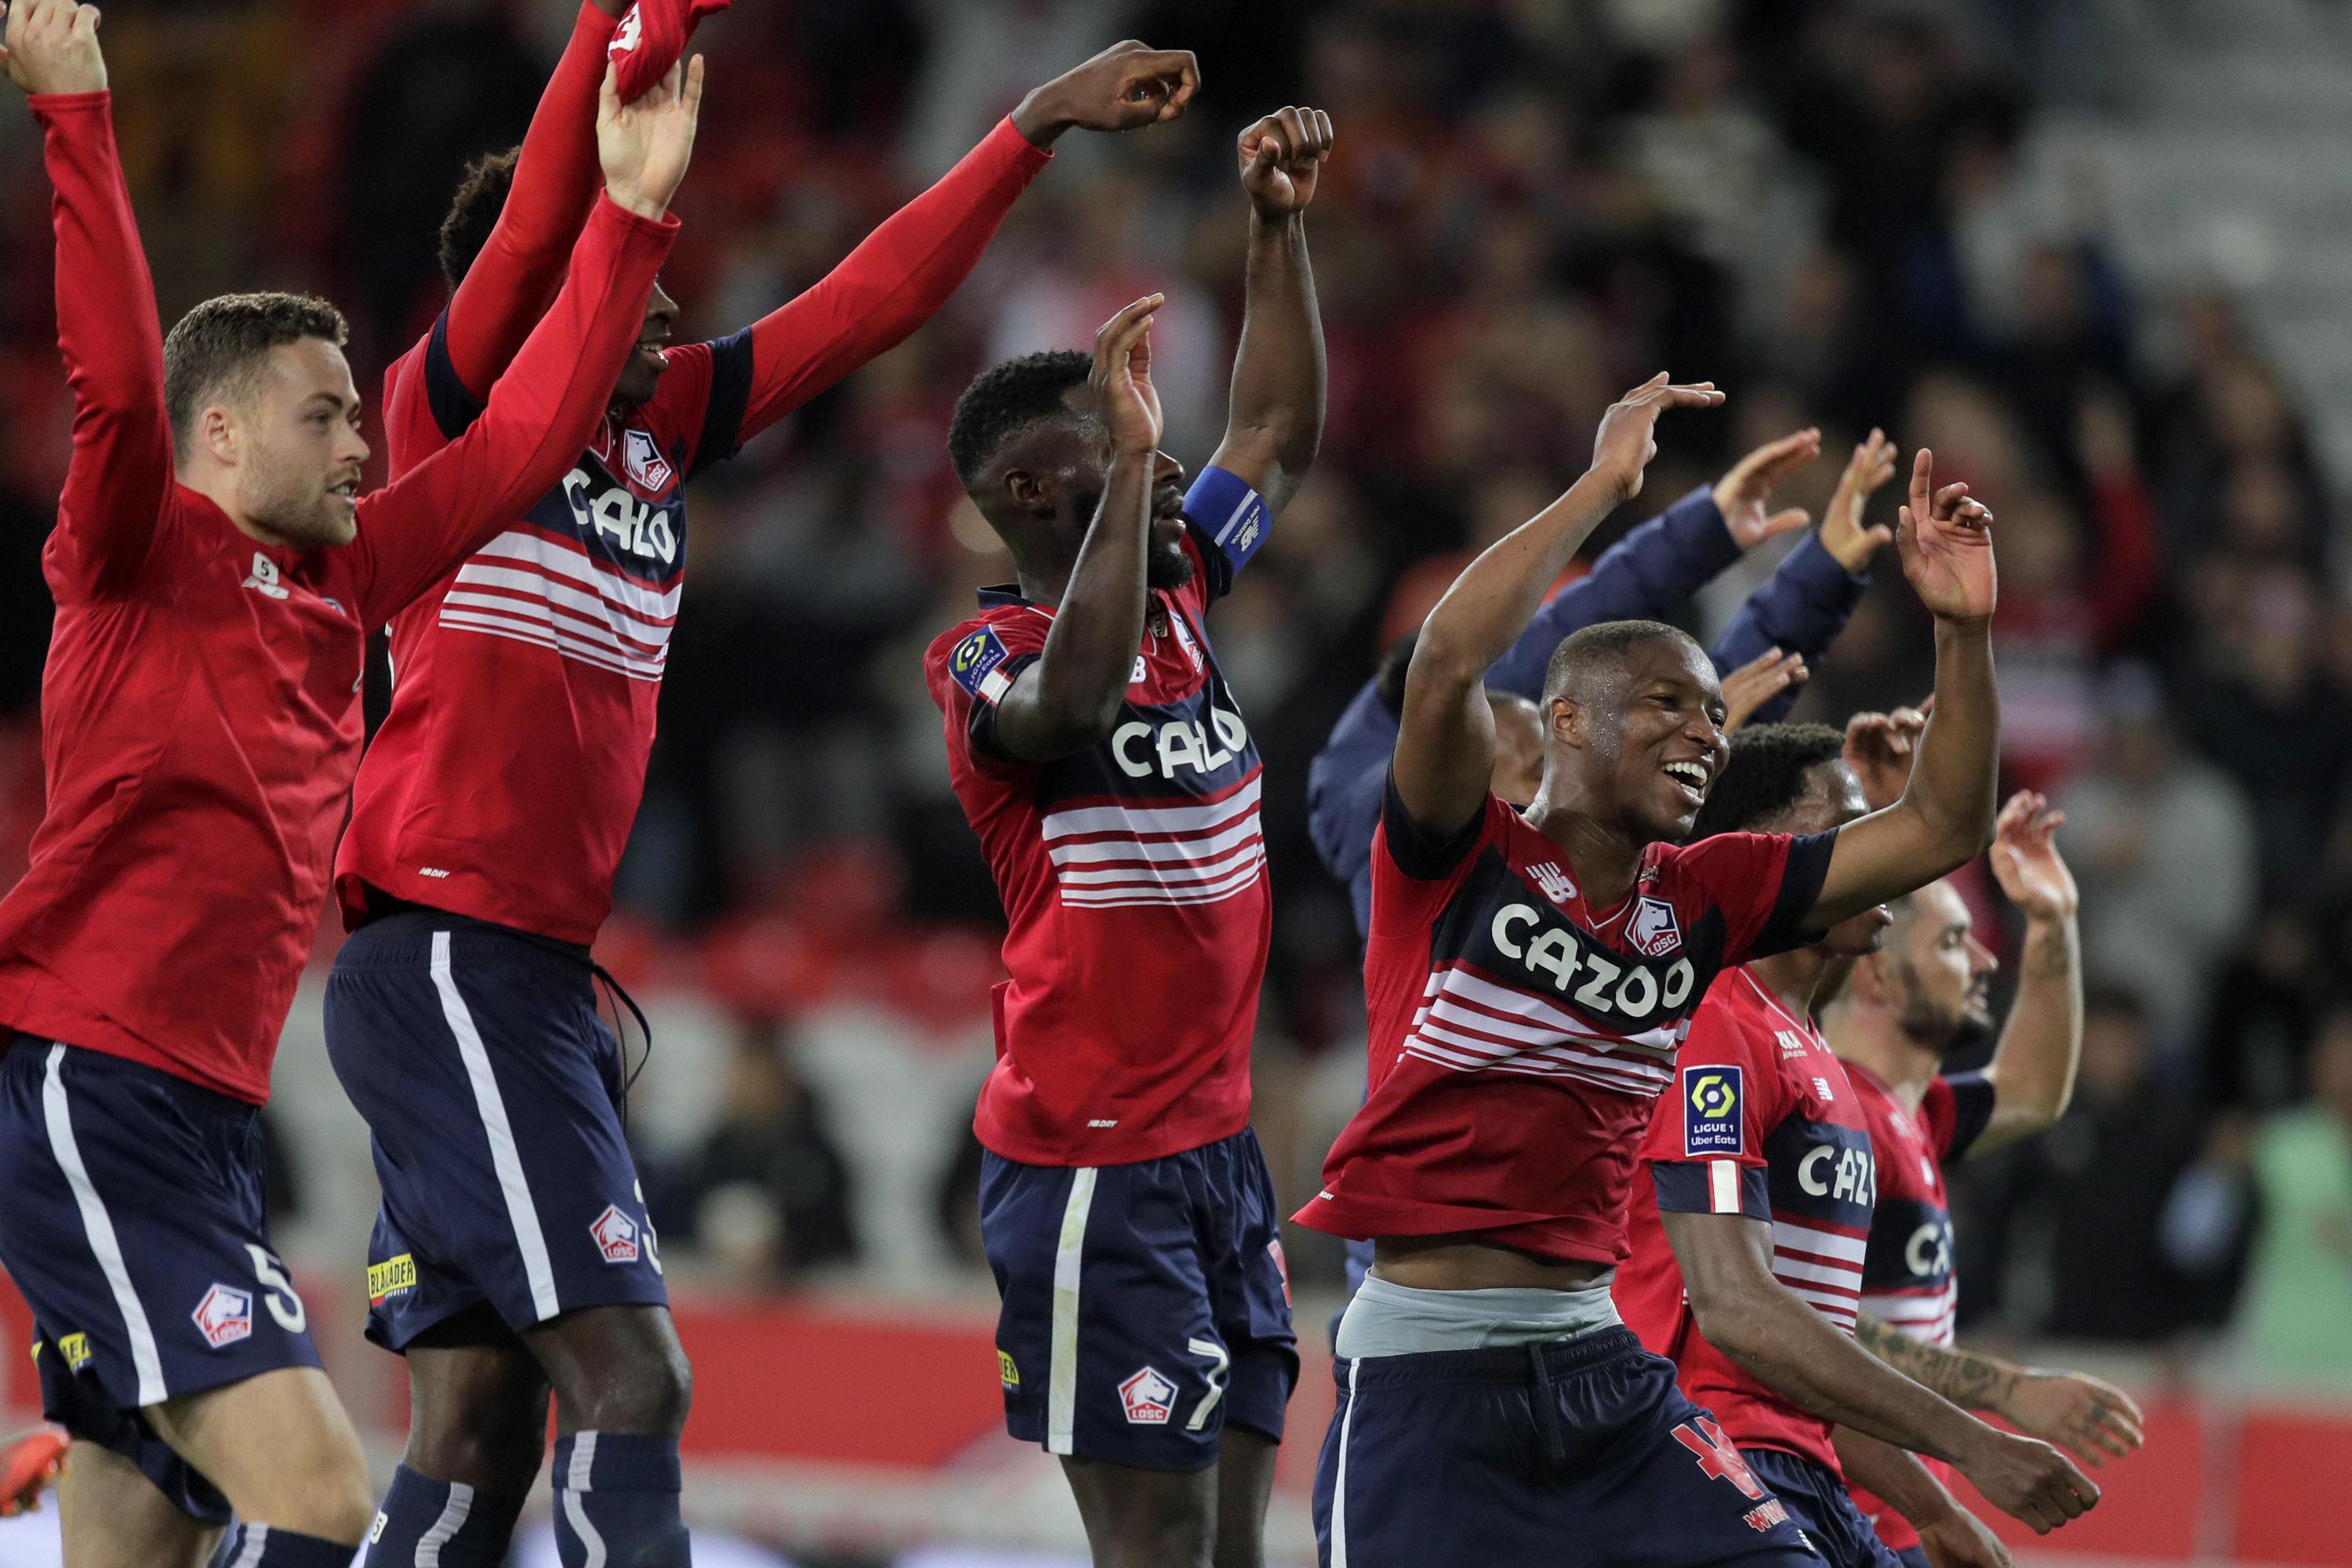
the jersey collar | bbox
[976,583,1029,608]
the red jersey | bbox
[1617,967,1881,1473]
[1844,1062,1994,1549]
[927,478,1276,1167]
[0,93,674,1102]
[1294,786,1834,1265]
[336,65,1052,943]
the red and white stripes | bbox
[1772,1216,1867,1333]
[1042,773,1267,910]
[438,528,679,683]
[1861,1283,1958,1346]
[1400,965,1679,1098]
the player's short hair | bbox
[162,292,350,463]
[1690,723,1847,840]
[439,146,522,289]
[1540,619,1704,706]
[1375,629,1421,718]
[947,350,1093,492]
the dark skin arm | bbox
[1660,1207,2096,1532]
[1807,450,2002,928]
[988,296,1164,762]
[1855,1316,2145,1466]
[1007,40,1199,147]
[1205,107,1332,514]
[1833,1428,2013,1568]
[1392,375,1724,839]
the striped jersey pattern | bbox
[1400,965,1678,1098]
[438,519,681,683]
[1042,771,1265,912]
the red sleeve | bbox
[441,2,619,399]
[731,118,1051,448]
[1670,829,1837,962]
[1645,993,1784,1220]
[929,612,1051,770]
[347,194,679,623]
[31,93,179,601]
[1920,1071,1997,1164]
[1367,791,1509,940]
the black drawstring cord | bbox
[593,963,654,1123]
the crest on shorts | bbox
[590,1204,641,1265]
[1118,1366,1177,1425]
[1628,895,1682,957]
[192,1284,253,1349]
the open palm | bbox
[1896,448,1996,621]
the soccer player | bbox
[0,3,699,1564]
[321,26,1205,1568]
[1298,374,2098,1565]
[1615,723,2038,1568]
[927,105,1330,1568]
[1822,751,2144,1566]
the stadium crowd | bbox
[0,0,2346,1387]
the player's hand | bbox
[608,0,727,105]
[1011,40,1199,144]
[1820,426,1899,572]
[1915,1504,2013,1568]
[1988,791,2078,924]
[1711,428,1818,550]
[1842,702,1929,811]
[1956,1425,2098,1534]
[1591,374,1726,503]
[1237,106,1335,218]
[598,54,704,221]
[1896,448,1997,622]
[1721,647,1807,731]
[1092,295,1166,456]
[0,0,107,96]
[2001,1370,2144,1466]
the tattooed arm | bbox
[1854,1315,2145,1467]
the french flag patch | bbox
[950,626,1015,704]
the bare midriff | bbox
[1370,1233,1610,1292]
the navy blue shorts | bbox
[324,911,666,1350]
[1312,1327,1820,1566]
[0,1037,322,1522]
[980,1127,1298,1471]
[1744,1448,1904,1568]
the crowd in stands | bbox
[0,0,2346,1381]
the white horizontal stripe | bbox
[478,529,681,619]
[440,604,666,676]
[1058,840,1266,889]
[1422,995,1676,1074]
[1042,777,1261,840]
[444,589,670,662]
[1047,813,1263,867]
[1410,1021,1668,1091]
[1437,969,1680,1058]
[1864,1292,1958,1324]
[1771,1219,1869,1265]
[439,609,663,681]
[456,563,675,643]
[1211,484,1262,546]
[1782,1284,1861,1316]
[1772,1254,1867,1290]
[1058,857,1265,908]
[1402,1040,1665,1098]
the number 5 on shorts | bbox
[244,1243,308,1334]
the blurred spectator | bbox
[2239,1011,2352,1386]
[651,1025,858,1284]
[2057,665,2256,1052]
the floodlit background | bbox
[2,0,2350,1563]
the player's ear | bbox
[197,403,240,467]
[1002,466,1058,521]
[1548,694,1584,750]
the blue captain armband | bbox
[1184,466,1272,582]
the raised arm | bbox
[1806,450,2001,929]
[7,2,174,598]
[1853,1314,2143,1468]
[1204,107,1331,515]
[986,297,1163,762]
[1393,376,1721,839]
[1972,792,2085,1152]
[354,60,698,622]
[1832,1428,2013,1568]
[1659,1208,2095,1533]
[440,0,624,397]
[724,44,1196,452]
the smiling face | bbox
[226,337,370,550]
[612,277,680,410]
[1545,632,1732,844]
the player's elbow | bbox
[1685,1279,1768,1359]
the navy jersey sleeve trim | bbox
[966,651,1041,761]
[1938,1071,1998,1164]
[423,310,488,441]
[690,328,757,476]
[1381,771,1484,881]
[1652,1160,1772,1221]
[1750,830,1838,957]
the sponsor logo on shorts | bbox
[1742,1498,1792,1534]
[1117,1366,1177,1425]
[998,1349,1021,1388]
[56,1332,91,1371]
[590,1204,641,1265]
[192,1284,254,1349]
[1267,1238,1291,1306]
[368,1254,417,1306]
[1682,1065,1744,1156]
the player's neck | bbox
[180,466,299,552]
[1525,795,1643,907]
[1825,1006,1936,1106]
[1744,949,1829,1020]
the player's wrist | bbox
[1009,86,1073,147]
[603,181,667,220]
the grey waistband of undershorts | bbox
[1333,1270,1624,1359]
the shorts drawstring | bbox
[1526,1342,1568,1462]
[592,963,653,1123]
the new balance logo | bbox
[1528,862,1576,906]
